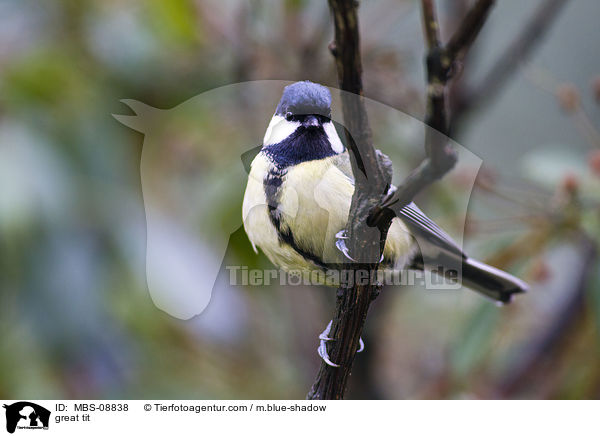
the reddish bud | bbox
[556,84,580,113]
[530,259,551,283]
[588,150,600,177]
[561,173,579,195]
[592,76,600,103]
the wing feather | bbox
[332,150,465,260]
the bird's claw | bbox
[357,337,365,353]
[317,320,365,367]
[380,185,398,209]
[335,230,355,262]
[318,341,340,367]
[318,320,339,367]
[336,230,384,264]
[335,230,348,239]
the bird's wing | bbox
[331,150,465,262]
[332,152,527,302]
[397,202,465,260]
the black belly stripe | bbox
[263,166,328,270]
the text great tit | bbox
[242,82,528,364]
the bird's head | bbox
[262,81,344,166]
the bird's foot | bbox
[367,185,398,229]
[317,320,365,368]
[335,230,384,263]
[380,185,398,209]
[335,230,355,262]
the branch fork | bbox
[307,0,497,400]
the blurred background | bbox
[1,0,599,399]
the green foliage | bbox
[450,302,500,380]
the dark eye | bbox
[285,111,293,121]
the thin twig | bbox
[421,0,441,49]
[452,0,571,126]
[370,0,494,224]
[446,0,495,63]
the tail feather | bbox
[395,201,528,303]
[460,257,529,303]
[409,250,528,304]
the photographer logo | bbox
[2,402,50,434]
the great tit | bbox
[242,81,528,365]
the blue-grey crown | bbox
[275,81,332,117]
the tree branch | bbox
[308,0,496,399]
[446,0,495,63]
[370,0,494,224]
[421,0,441,49]
[307,0,389,400]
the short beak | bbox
[302,115,320,128]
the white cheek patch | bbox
[263,115,301,145]
[324,122,344,154]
